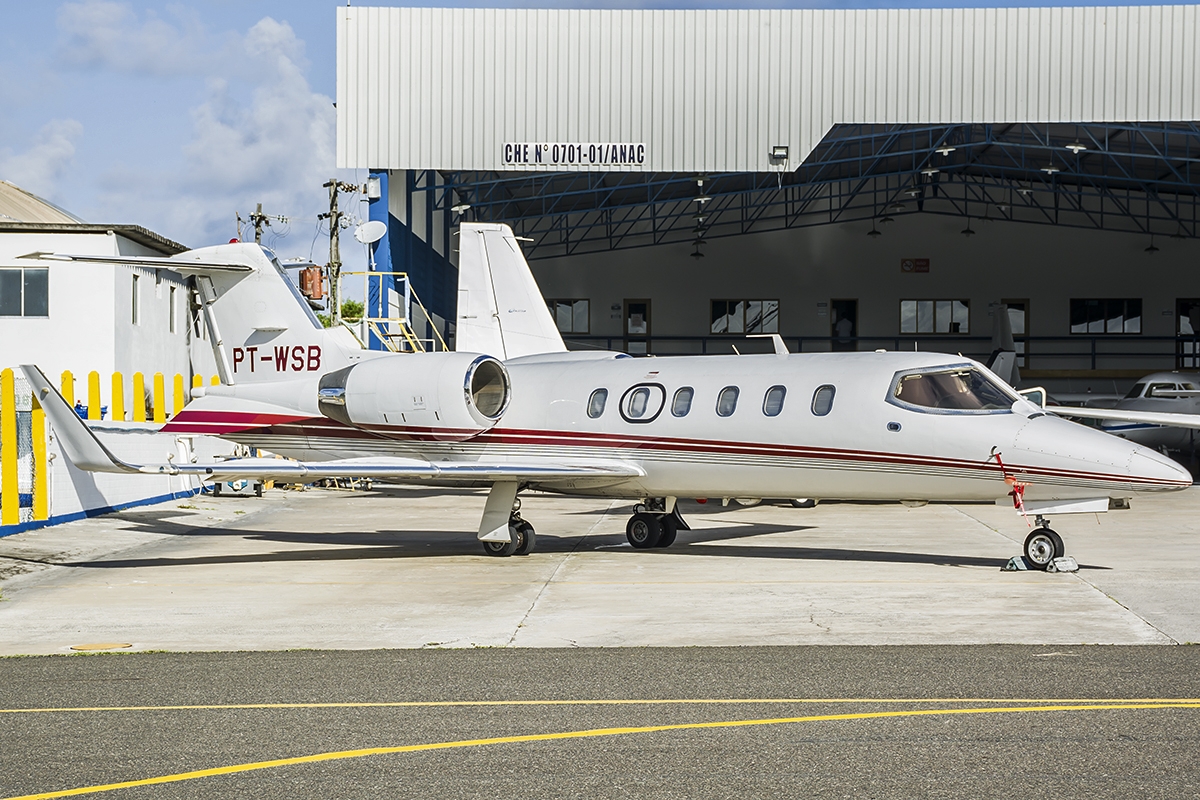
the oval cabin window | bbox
[672,387,694,417]
[619,384,666,423]
[763,385,786,417]
[716,386,740,417]
[811,385,836,416]
[587,389,608,418]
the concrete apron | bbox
[0,486,1196,654]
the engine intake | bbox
[318,352,510,440]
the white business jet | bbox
[19,225,1191,570]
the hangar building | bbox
[337,5,1200,391]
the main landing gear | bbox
[482,498,537,557]
[626,498,688,549]
[1023,515,1065,570]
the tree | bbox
[319,299,365,328]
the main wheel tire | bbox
[790,498,816,509]
[626,513,663,549]
[655,515,678,548]
[1024,528,1059,570]
[212,482,221,496]
[254,482,263,498]
[513,521,537,555]
[482,527,520,557]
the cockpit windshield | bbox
[1124,382,1147,399]
[890,367,1015,413]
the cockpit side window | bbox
[889,367,1015,414]
[1148,382,1178,397]
[1124,382,1147,399]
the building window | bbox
[763,385,786,417]
[711,300,779,334]
[1070,299,1141,334]
[547,299,589,334]
[0,268,49,317]
[587,388,608,418]
[169,285,177,333]
[131,273,140,325]
[716,386,739,417]
[900,300,969,334]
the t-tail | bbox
[21,243,364,385]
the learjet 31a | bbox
[20,225,1192,570]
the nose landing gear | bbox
[626,498,686,549]
[1023,515,1065,570]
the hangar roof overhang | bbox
[337,6,1200,258]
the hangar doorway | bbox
[831,300,857,352]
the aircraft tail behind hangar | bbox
[455,223,567,360]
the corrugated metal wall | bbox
[337,6,1200,172]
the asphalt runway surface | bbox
[1,646,1198,799]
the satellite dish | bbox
[353,220,387,245]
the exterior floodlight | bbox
[935,143,956,156]
[905,189,922,198]
[693,194,711,204]
[451,203,471,214]
[1065,142,1088,154]
[365,176,382,200]
[770,145,789,160]
[1042,165,1060,175]
[1017,187,1033,196]
[920,167,939,176]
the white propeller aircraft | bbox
[19,224,1192,570]
[1043,372,1200,454]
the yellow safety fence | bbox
[1,368,220,527]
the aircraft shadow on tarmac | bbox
[55,514,1108,571]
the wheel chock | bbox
[1046,556,1079,573]
[1001,556,1029,571]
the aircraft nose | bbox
[1127,446,1193,491]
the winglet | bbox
[19,365,139,474]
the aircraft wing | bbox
[20,364,641,485]
[1050,405,1200,430]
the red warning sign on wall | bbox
[900,258,930,273]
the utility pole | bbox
[249,203,268,244]
[237,203,288,245]
[319,179,359,326]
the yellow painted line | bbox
[3,697,1200,714]
[5,702,1199,800]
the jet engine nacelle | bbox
[317,352,511,440]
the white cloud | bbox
[0,119,85,202]
[56,1,210,76]
[74,11,353,263]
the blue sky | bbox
[0,1,1186,262]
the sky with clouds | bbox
[0,0,1182,263]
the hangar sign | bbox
[503,142,646,167]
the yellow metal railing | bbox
[340,270,448,353]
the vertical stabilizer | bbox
[456,223,566,359]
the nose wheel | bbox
[1023,525,1065,570]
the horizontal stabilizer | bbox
[19,252,253,273]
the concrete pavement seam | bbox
[505,499,620,648]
